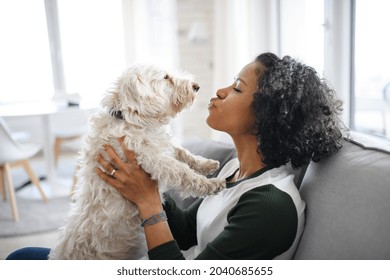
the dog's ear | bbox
[101,87,121,111]
[102,72,147,111]
[123,74,152,100]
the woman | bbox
[6,52,343,260]
[95,52,343,259]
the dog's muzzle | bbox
[192,83,200,92]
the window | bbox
[352,0,390,139]
[280,0,325,75]
[0,0,179,105]
[57,0,126,100]
[0,0,54,103]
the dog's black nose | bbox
[192,83,200,92]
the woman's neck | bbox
[230,134,265,181]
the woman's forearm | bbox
[138,197,174,251]
[143,220,174,250]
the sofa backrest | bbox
[294,132,390,259]
[182,137,238,177]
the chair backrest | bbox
[49,108,94,138]
[0,117,31,164]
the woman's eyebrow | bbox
[234,77,248,86]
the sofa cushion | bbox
[294,132,390,259]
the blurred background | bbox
[0,0,390,258]
[0,0,389,143]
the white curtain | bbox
[122,0,179,70]
[57,0,126,102]
[212,0,279,142]
[213,0,279,90]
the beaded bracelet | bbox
[141,211,168,227]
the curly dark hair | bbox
[253,52,344,169]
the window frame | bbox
[348,0,390,141]
[44,0,66,96]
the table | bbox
[0,99,97,198]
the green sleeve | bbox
[147,240,185,260]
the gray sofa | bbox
[178,131,390,259]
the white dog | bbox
[49,64,226,260]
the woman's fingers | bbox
[96,140,139,183]
[96,167,122,189]
[96,154,115,173]
[118,137,137,164]
[95,139,160,205]
[102,138,138,170]
[103,144,125,170]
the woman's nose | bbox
[216,87,227,99]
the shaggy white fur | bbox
[48,64,226,260]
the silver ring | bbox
[110,169,117,177]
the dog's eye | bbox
[164,74,170,80]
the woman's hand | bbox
[95,137,162,216]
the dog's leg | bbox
[147,156,226,197]
[173,146,220,176]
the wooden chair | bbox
[0,118,48,222]
[50,109,94,195]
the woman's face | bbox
[206,61,262,136]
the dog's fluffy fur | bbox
[48,64,226,260]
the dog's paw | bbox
[209,178,226,194]
[194,177,226,197]
[194,158,220,175]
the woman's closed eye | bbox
[233,78,244,93]
[233,82,243,93]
